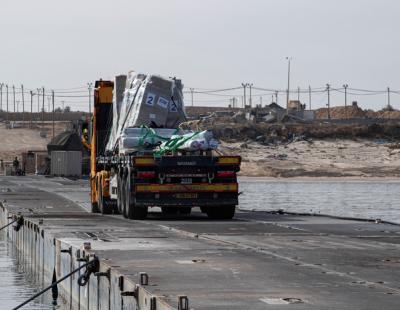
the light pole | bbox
[286,57,292,114]
[343,84,348,119]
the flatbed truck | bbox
[90,80,241,220]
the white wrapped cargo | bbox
[175,131,219,151]
[106,71,187,153]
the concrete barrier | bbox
[0,203,182,310]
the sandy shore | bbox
[1,121,400,178]
[220,139,400,177]
[0,122,70,162]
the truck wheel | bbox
[161,207,178,215]
[206,205,236,220]
[121,174,128,218]
[90,178,100,213]
[91,202,100,213]
[128,203,148,220]
[126,171,147,220]
[117,174,123,214]
[179,207,191,215]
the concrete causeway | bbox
[1,175,400,309]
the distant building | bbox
[287,100,315,121]
[288,100,306,111]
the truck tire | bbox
[91,202,100,213]
[126,169,148,220]
[117,173,123,214]
[90,179,100,213]
[161,207,178,215]
[206,205,236,220]
[121,173,128,218]
[179,207,191,215]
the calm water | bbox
[0,234,51,310]
[239,177,400,224]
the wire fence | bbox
[0,82,398,114]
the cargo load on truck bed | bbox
[106,72,187,153]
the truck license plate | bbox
[175,193,198,199]
[181,178,192,184]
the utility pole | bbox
[88,83,93,145]
[387,87,391,108]
[343,84,348,119]
[30,91,33,128]
[87,82,93,114]
[6,85,9,122]
[249,83,253,108]
[190,88,194,107]
[286,57,292,114]
[297,86,300,101]
[326,84,331,119]
[42,87,45,125]
[52,90,55,139]
[37,88,40,113]
[12,85,15,120]
[0,83,3,112]
[21,84,25,125]
[241,83,247,109]
[308,85,312,110]
[275,91,278,105]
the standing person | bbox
[12,156,19,175]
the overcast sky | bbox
[0,0,399,111]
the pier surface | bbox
[1,175,400,309]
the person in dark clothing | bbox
[13,157,19,170]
